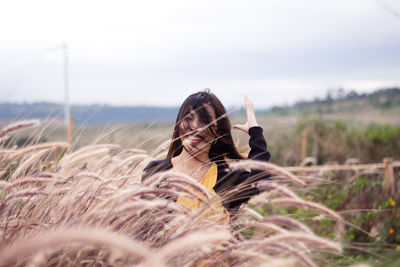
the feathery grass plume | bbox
[70,143,120,156]
[0,121,346,266]
[3,177,54,192]
[260,215,314,235]
[0,180,8,189]
[269,198,343,221]
[28,251,47,267]
[124,155,153,176]
[79,187,180,225]
[2,189,49,205]
[0,227,163,267]
[85,154,111,172]
[242,207,263,220]
[58,144,118,165]
[158,182,207,202]
[105,174,140,188]
[10,150,48,180]
[234,221,287,235]
[119,148,148,155]
[164,176,213,199]
[0,120,40,139]
[157,229,232,261]
[151,139,171,157]
[80,186,142,218]
[127,162,150,179]
[229,250,273,262]
[72,172,105,182]
[257,182,302,200]
[111,199,189,218]
[104,154,149,176]
[108,192,184,214]
[144,170,213,200]
[2,142,70,162]
[31,172,62,178]
[59,148,110,170]
[234,232,342,253]
[230,254,297,267]
[261,243,317,267]
[229,160,306,186]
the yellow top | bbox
[175,162,230,222]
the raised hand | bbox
[233,94,258,134]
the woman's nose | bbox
[190,119,201,130]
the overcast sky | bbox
[1,0,400,108]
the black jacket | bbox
[142,126,271,215]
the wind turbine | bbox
[62,42,69,127]
[45,42,70,127]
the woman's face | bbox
[179,104,217,156]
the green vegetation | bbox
[254,171,400,266]
[269,118,400,166]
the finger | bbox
[243,95,258,127]
[244,94,254,110]
[233,124,249,133]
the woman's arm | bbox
[222,95,271,215]
[248,126,271,162]
[233,94,271,164]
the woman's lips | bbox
[186,134,204,145]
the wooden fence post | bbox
[301,130,307,166]
[55,147,60,164]
[68,115,74,153]
[383,157,395,196]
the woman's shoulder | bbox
[142,158,173,182]
[144,158,172,172]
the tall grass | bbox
[0,120,342,266]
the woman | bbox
[142,90,271,218]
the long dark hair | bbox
[167,89,244,166]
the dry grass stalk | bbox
[229,160,306,186]
[119,148,148,155]
[235,221,287,235]
[143,170,213,200]
[3,177,53,191]
[260,215,314,235]
[10,150,48,180]
[59,148,110,169]
[58,144,118,165]
[0,121,343,266]
[104,154,149,176]
[242,207,263,220]
[0,120,40,138]
[257,182,302,200]
[151,139,171,157]
[157,230,231,260]
[0,227,163,267]
[2,142,70,162]
[260,243,317,267]
[0,180,8,189]
[269,198,343,221]
[234,232,342,253]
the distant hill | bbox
[268,87,400,115]
[1,87,399,124]
[0,102,179,124]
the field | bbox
[0,107,399,266]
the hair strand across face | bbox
[167,90,243,166]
